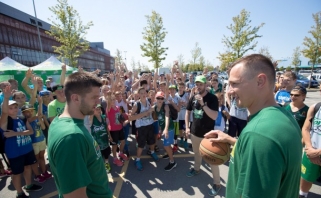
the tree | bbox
[137,61,142,72]
[198,55,205,71]
[177,54,185,68]
[291,47,301,71]
[46,0,93,67]
[217,51,235,71]
[191,42,202,66]
[217,9,264,67]
[140,11,168,69]
[302,11,321,88]
[286,66,292,71]
[279,66,285,71]
[258,46,273,61]
[115,49,123,65]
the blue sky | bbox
[1,0,320,69]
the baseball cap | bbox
[52,85,64,92]
[39,90,50,96]
[21,104,35,112]
[8,100,17,106]
[160,73,165,76]
[155,91,165,98]
[195,75,206,84]
[168,85,176,89]
[159,81,167,85]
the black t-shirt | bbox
[186,92,218,138]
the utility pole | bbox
[32,0,44,60]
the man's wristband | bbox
[201,104,206,108]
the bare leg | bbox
[12,174,23,194]
[38,150,46,173]
[112,145,117,158]
[23,165,32,186]
[119,140,125,153]
[31,160,40,177]
[300,178,313,194]
[136,147,143,158]
[164,146,174,161]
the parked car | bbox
[296,74,319,88]
[308,74,321,84]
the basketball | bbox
[199,138,230,165]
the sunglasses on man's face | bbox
[290,94,301,97]
[156,98,164,100]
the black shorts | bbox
[137,124,155,148]
[9,150,37,175]
[110,129,125,145]
[179,120,186,130]
[101,146,111,159]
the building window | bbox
[30,18,36,25]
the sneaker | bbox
[119,153,129,161]
[179,139,184,147]
[208,184,221,196]
[155,145,160,152]
[135,160,143,171]
[183,141,189,150]
[16,192,29,198]
[34,175,46,183]
[42,171,52,180]
[162,154,169,159]
[172,145,178,152]
[164,161,177,171]
[113,158,124,166]
[5,169,12,175]
[151,152,159,161]
[105,163,111,173]
[186,168,200,177]
[24,184,43,192]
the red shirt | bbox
[107,106,123,131]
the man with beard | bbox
[204,54,302,198]
[47,71,113,198]
[185,75,221,196]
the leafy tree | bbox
[191,42,202,67]
[115,49,123,65]
[279,66,285,71]
[302,11,321,88]
[217,51,235,71]
[137,61,142,72]
[140,11,168,68]
[286,66,292,71]
[258,46,273,61]
[217,9,264,67]
[177,54,185,69]
[291,47,301,71]
[46,0,93,67]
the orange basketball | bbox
[199,138,230,165]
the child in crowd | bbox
[0,85,42,198]
[21,97,52,183]
[90,104,112,173]
[106,95,128,167]
[214,93,230,132]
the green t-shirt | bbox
[155,104,174,131]
[226,106,302,198]
[284,104,309,129]
[47,117,113,198]
[91,115,109,150]
[48,99,65,118]
[209,87,222,95]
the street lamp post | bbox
[32,0,44,60]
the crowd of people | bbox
[0,54,320,198]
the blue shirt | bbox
[30,119,45,143]
[4,118,33,158]
[275,90,291,106]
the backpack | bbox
[136,98,152,114]
[154,102,178,120]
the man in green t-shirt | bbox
[48,84,66,122]
[204,54,302,198]
[47,71,113,198]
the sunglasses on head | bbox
[156,97,164,100]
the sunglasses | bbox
[290,94,301,97]
[156,98,164,100]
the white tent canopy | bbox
[31,56,75,71]
[0,57,29,71]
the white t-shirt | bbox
[116,99,128,113]
[175,92,189,121]
[311,107,321,149]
